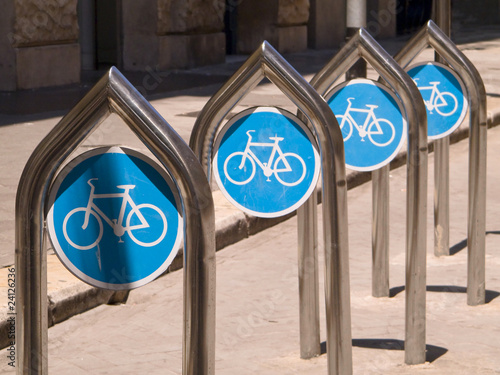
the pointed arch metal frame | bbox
[309,28,429,365]
[15,68,216,375]
[393,20,487,307]
[189,41,353,374]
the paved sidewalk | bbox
[1,25,500,373]
[2,125,500,374]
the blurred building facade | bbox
[0,0,498,91]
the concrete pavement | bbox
[2,123,500,374]
[1,25,500,373]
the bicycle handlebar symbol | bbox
[414,79,458,116]
[224,130,306,186]
[63,178,167,250]
[337,97,396,147]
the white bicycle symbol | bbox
[63,178,167,250]
[337,97,396,147]
[224,130,306,186]
[414,79,458,116]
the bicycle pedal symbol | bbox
[63,178,167,250]
[224,130,306,186]
[336,97,396,147]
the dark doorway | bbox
[78,0,122,70]
[95,0,121,68]
[397,0,433,35]
[224,0,238,54]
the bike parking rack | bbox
[309,28,428,365]
[15,68,216,375]
[189,41,353,374]
[393,20,487,306]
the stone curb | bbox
[1,106,499,351]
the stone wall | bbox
[237,0,310,54]
[278,0,310,26]
[308,0,345,49]
[123,0,226,71]
[157,0,224,34]
[13,0,78,47]
[0,1,17,90]
[277,0,309,53]
[0,0,80,90]
[156,0,226,70]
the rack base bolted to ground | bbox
[15,67,216,375]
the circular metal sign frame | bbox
[406,61,468,140]
[325,78,407,172]
[212,106,321,218]
[47,146,183,290]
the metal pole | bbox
[467,97,487,306]
[16,79,110,373]
[297,193,321,358]
[346,0,367,79]
[372,166,390,297]
[433,0,452,257]
[433,137,450,256]
[16,68,216,375]
[294,0,368,360]
[347,0,390,297]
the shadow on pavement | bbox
[390,285,500,303]
[0,49,338,126]
[449,238,467,255]
[445,230,500,256]
[0,69,230,126]
[320,339,448,363]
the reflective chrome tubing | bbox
[16,68,216,375]
[310,29,428,365]
[394,20,488,306]
[190,41,353,375]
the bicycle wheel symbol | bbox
[63,208,103,250]
[224,152,256,185]
[367,119,395,147]
[336,115,354,141]
[126,204,168,247]
[434,92,458,116]
[273,153,306,186]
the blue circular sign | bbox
[47,147,182,290]
[213,107,320,218]
[326,78,407,171]
[407,62,468,139]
